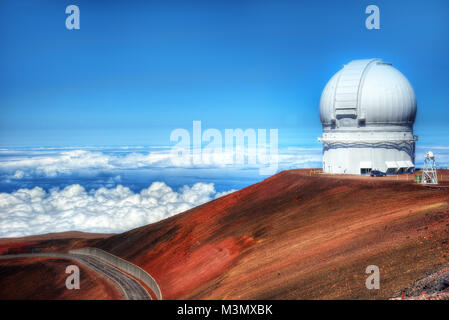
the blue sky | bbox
[1,0,448,148]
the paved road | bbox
[0,253,150,300]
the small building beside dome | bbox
[318,58,418,175]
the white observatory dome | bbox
[320,59,417,127]
[318,58,418,175]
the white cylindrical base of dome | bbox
[322,142,415,175]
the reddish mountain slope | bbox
[0,231,114,255]
[0,231,114,244]
[93,169,449,299]
[0,257,122,300]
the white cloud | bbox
[0,182,224,238]
[0,147,322,178]
[214,189,237,199]
[0,150,114,177]
[12,170,25,179]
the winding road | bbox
[0,253,151,300]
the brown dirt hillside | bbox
[0,257,122,300]
[0,231,114,244]
[92,169,449,299]
[0,231,113,255]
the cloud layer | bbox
[1,144,447,238]
[0,147,322,179]
[0,182,233,238]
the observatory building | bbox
[318,58,418,175]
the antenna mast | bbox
[421,151,438,184]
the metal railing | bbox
[69,247,162,300]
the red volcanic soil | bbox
[0,231,114,244]
[93,169,449,299]
[0,257,122,300]
[0,231,114,255]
